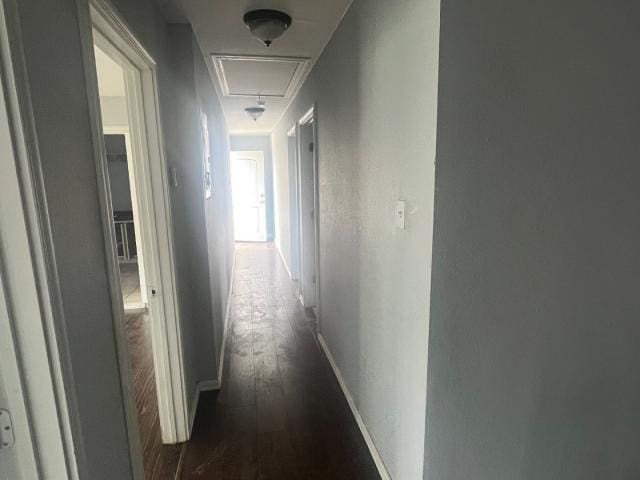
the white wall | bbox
[99,96,127,126]
[424,1,640,479]
[271,0,440,477]
[12,0,233,477]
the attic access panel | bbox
[212,54,309,98]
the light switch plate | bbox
[396,200,406,230]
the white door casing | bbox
[231,150,267,242]
[0,0,80,477]
[297,109,318,309]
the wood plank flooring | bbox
[125,311,182,479]
[180,242,380,479]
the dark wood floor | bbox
[180,242,380,479]
[126,311,182,479]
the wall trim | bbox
[317,334,391,480]
[275,241,292,280]
[217,252,236,384]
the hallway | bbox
[180,243,379,479]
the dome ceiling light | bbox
[243,9,292,47]
[245,97,266,121]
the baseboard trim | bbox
[275,241,293,280]
[317,334,391,480]
[217,253,236,385]
[188,379,220,434]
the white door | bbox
[298,120,317,307]
[231,151,267,242]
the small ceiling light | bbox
[245,97,266,121]
[243,9,292,47]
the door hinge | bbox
[0,410,15,449]
[312,275,316,284]
[309,142,314,153]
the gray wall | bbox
[271,0,440,477]
[425,1,640,479]
[13,0,232,477]
[229,135,275,241]
[105,134,132,212]
[193,34,235,372]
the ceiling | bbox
[155,0,353,134]
[94,46,125,97]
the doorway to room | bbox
[88,2,189,476]
[296,107,320,313]
[231,150,267,241]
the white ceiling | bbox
[155,0,353,134]
[94,46,125,97]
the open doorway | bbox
[231,150,267,241]
[296,107,320,314]
[102,126,148,312]
[88,3,189,477]
[287,125,301,282]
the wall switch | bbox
[396,200,406,230]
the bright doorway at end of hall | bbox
[231,150,267,241]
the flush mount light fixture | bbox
[245,97,266,121]
[243,9,292,47]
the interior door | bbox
[298,120,317,307]
[231,151,267,242]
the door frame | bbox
[77,0,189,456]
[296,105,321,320]
[230,150,268,242]
[287,124,301,281]
[0,0,82,477]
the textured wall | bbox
[271,0,440,476]
[229,135,276,241]
[425,1,640,478]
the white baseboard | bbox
[275,241,293,280]
[188,379,220,434]
[217,254,236,384]
[317,334,391,480]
